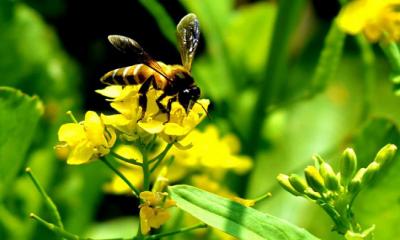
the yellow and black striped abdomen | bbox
[100,64,163,86]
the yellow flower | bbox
[337,0,400,42]
[167,125,253,178]
[139,191,175,235]
[57,111,116,164]
[97,85,209,144]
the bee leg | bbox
[155,92,168,113]
[137,76,154,121]
[164,96,177,123]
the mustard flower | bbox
[57,111,116,164]
[97,85,209,144]
[337,0,400,42]
[139,191,175,235]
[167,125,252,178]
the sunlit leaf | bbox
[170,185,320,240]
[0,87,43,195]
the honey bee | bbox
[100,13,202,120]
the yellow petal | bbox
[138,120,165,134]
[84,111,107,146]
[95,85,123,99]
[140,206,154,235]
[163,123,189,136]
[67,141,95,164]
[58,123,86,146]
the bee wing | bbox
[177,13,200,72]
[107,35,170,81]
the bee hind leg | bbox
[137,76,154,121]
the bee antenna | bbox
[195,101,211,120]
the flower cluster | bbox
[139,191,176,235]
[337,0,400,42]
[277,144,397,236]
[97,85,209,144]
[104,125,253,202]
[58,84,209,165]
[57,111,116,164]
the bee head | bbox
[179,85,201,112]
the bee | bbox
[100,13,202,120]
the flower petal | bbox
[58,123,86,146]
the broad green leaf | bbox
[169,185,319,240]
[0,87,43,195]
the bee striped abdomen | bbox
[100,64,153,85]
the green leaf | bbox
[169,185,319,240]
[139,0,177,46]
[0,87,43,195]
[311,23,345,92]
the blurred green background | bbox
[1,0,400,239]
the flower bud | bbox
[362,162,380,186]
[348,168,366,194]
[340,148,357,186]
[304,188,321,200]
[373,144,397,166]
[320,162,340,191]
[288,174,308,193]
[312,154,324,165]
[277,174,301,196]
[304,166,325,193]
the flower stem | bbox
[149,143,173,164]
[25,167,64,229]
[144,223,207,240]
[110,151,143,167]
[142,147,150,191]
[30,213,131,240]
[66,111,78,123]
[100,157,140,197]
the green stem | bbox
[145,223,207,240]
[252,192,272,203]
[149,143,173,164]
[380,41,400,72]
[110,151,143,167]
[355,35,375,121]
[247,0,306,153]
[139,145,151,191]
[30,213,132,240]
[25,167,64,229]
[138,0,177,47]
[100,157,140,197]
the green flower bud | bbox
[348,168,366,194]
[362,162,380,186]
[320,162,340,191]
[288,174,308,193]
[304,166,325,193]
[277,174,301,196]
[304,188,321,200]
[374,144,397,166]
[340,148,357,186]
[312,154,325,165]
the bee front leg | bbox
[137,76,154,121]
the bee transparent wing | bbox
[107,35,170,80]
[177,13,200,72]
